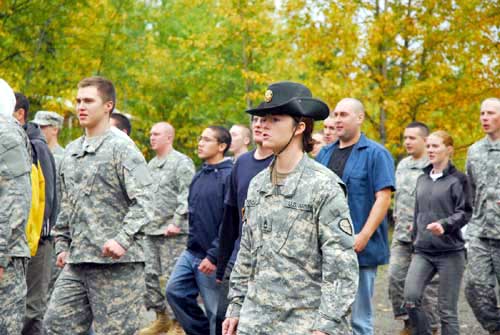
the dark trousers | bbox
[404,251,465,335]
[22,238,53,335]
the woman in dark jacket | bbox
[404,130,472,335]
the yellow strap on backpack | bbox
[26,160,46,256]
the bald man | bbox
[229,125,251,160]
[323,115,337,144]
[139,122,195,335]
[316,98,395,335]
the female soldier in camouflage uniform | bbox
[223,82,359,335]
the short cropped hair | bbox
[14,92,30,122]
[406,121,430,137]
[233,124,252,142]
[110,112,132,135]
[208,126,232,155]
[78,76,116,113]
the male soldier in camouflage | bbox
[464,97,500,335]
[388,122,439,335]
[0,78,32,334]
[33,111,65,166]
[139,122,195,335]
[32,111,65,300]
[223,82,358,335]
[43,76,153,335]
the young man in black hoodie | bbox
[13,93,57,335]
[166,126,232,335]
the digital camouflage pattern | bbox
[464,137,500,240]
[44,262,145,335]
[48,144,65,299]
[0,114,32,266]
[143,150,194,314]
[0,115,31,334]
[226,155,358,335]
[51,144,65,169]
[0,259,27,335]
[388,240,439,328]
[53,129,153,264]
[143,234,187,314]
[392,155,428,243]
[146,149,194,235]
[464,137,500,333]
[465,238,500,332]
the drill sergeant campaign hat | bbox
[246,81,329,121]
[32,111,64,128]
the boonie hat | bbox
[32,111,64,128]
[246,81,329,121]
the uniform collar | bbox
[152,149,175,168]
[485,136,500,150]
[258,153,308,197]
[72,129,112,158]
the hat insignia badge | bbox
[264,89,273,103]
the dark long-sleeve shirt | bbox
[413,163,472,254]
[187,159,232,263]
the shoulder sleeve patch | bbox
[339,218,353,236]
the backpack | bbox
[26,158,45,256]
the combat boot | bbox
[138,311,172,335]
[166,320,185,335]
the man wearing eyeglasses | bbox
[166,126,233,335]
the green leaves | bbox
[1,0,498,167]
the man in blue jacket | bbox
[316,98,395,335]
[166,126,232,335]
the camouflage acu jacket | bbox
[393,155,429,243]
[0,115,31,267]
[227,155,358,335]
[146,149,195,235]
[466,137,500,240]
[54,129,153,264]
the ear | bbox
[104,101,114,114]
[244,136,251,146]
[294,121,306,136]
[357,111,365,123]
[218,142,228,153]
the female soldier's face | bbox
[426,135,452,166]
[260,114,296,153]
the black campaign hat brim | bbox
[246,97,329,121]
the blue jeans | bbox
[166,250,219,335]
[404,251,465,335]
[351,266,378,335]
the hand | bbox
[198,257,216,275]
[56,251,68,268]
[426,222,444,236]
[165,224,181,237]
[222,317,239,335]
[0,267,4,281]
[312,331,328,335]
[354,232,370,253]
[102,240,126,259]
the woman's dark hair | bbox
[293,116,314,153]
